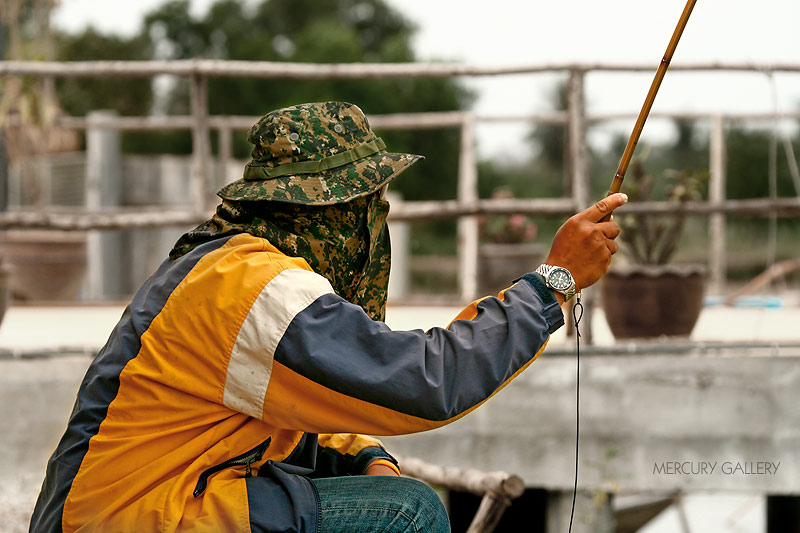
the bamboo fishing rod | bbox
[569,5,699,529]
[602,0,698,217]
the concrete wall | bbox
[384,352,800,495]
[4,295,800,533]
[4,349,800,531]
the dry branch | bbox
[395,455,525,533]
[395,455,525,499]
[723,257,800,306]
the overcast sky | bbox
[52,0,800,159]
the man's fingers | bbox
[598,221,621,239]
[582,193,628,222]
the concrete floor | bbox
[2,294,799,354]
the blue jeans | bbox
[311,476,450,532]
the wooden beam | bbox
[2,196,798,230]
[42,110,800,134]
[189,73,212,214]
[0,209,205,230]
[1,59,800,79]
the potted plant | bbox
[600,161,708,339]
[477,188,547,295]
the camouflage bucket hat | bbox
[218,101,423,205]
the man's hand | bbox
[544,193,627,298]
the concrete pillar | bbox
[386,191,409,301]
[86,110,122,300]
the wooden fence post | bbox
[567,68,594,342]
[567,69,590,211]
[709,114,727,293]
[217,123,233,192]
[189,73,212,215]
[458,112,479,302]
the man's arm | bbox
[219,195,625,436]
[365,461,401,476]
[312,433,400,477]
[255,273,562,436]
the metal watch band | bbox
[534,264,554,278]
[535,264,577,301]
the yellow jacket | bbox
[30,233,563,532]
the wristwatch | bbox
[535,264,577,302]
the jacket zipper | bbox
[193,437,272,497]
[307,474,322,533]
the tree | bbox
[55,29,154,118]
[725,126,799,200]
[140,0,472,201]
[527,81,568,176]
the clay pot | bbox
[478,243,546,296]
[600,264,706,339]
[0,261,11,326]
[0,230,88,302]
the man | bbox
[30,101,625,532]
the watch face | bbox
[548,268,573,291]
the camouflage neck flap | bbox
[170,193,391,321]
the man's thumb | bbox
[585,193,628,222]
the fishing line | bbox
[568,293,583,533]
[567,2,697,527]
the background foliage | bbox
[52,0,472,204]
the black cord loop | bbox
[568,293,583,533]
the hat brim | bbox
[217,151,423,205]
